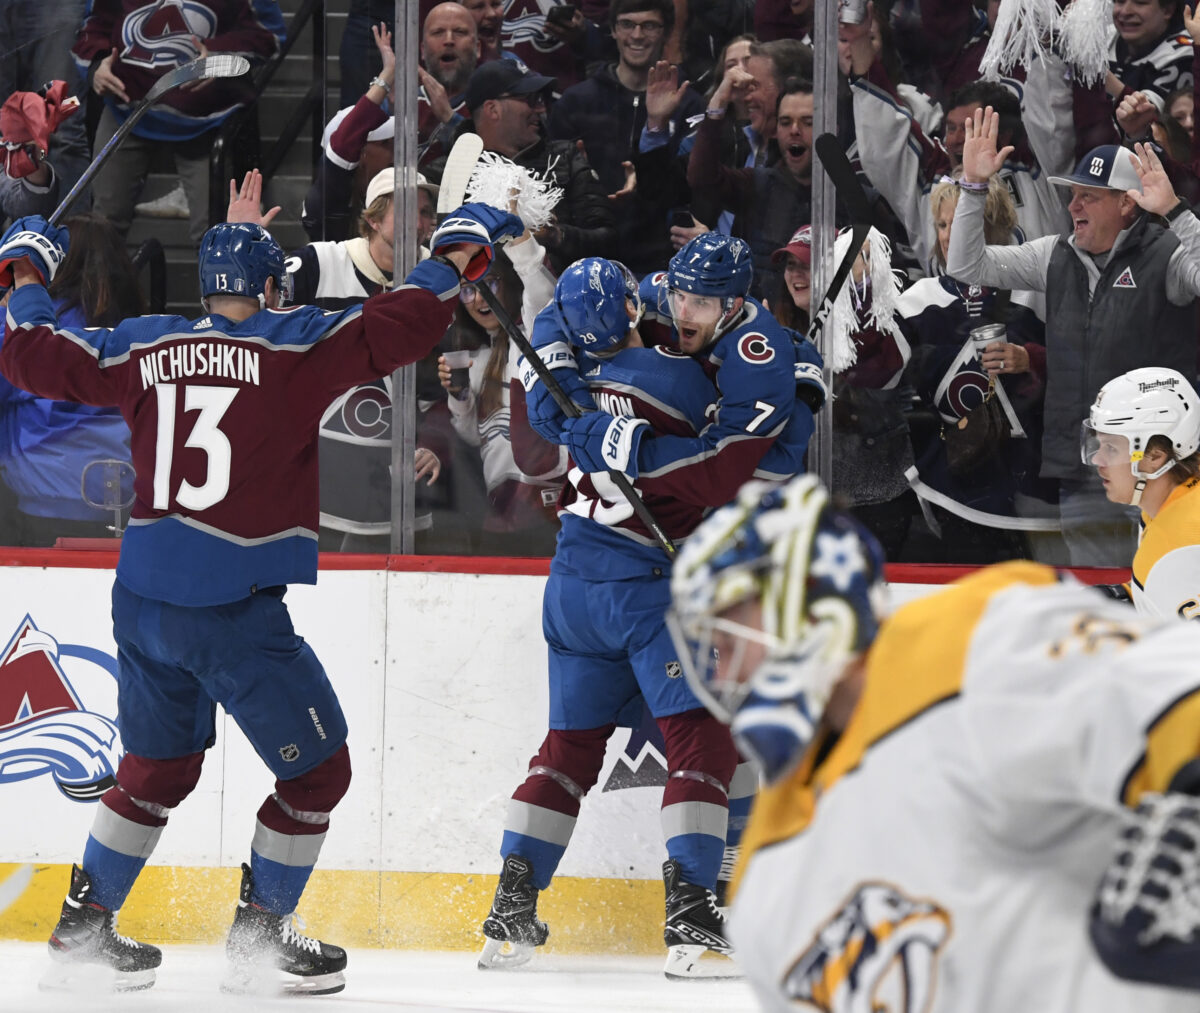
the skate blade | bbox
[40,959,155,993]
[221,965,345,996]
[663,944,742,981]
[478,936,536,970]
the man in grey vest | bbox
[947,107,1200,565]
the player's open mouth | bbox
[679,326,700,343]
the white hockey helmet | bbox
[1082,368,1200,502]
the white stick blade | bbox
[437,133,485,218]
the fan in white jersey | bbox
[1083,366,1200,619]
[667,472,1200,1012]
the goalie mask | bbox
[666,475,886,783]
[198,222,293,311]
[552,257,642,358]
[1082,367,1200,506]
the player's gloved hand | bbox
[0,214,69,286]
[519,349,596,444]
[562,411,649,478]
[430,202,524,282]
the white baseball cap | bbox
[365,168,439,207]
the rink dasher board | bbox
[0,561,961,949]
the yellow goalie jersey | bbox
[1133,477,1200,621]
[731,561,1200,1013]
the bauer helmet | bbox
[198,222,292,310]
[552,257,641,357]
[1082,367,1200,504]
[666,475,886,783]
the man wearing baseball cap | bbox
[947,108,1200,566]
[461,60,616,271]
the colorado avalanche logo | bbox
[737,333,775,364]
[122,1,216,70]
[0,616,122,801]
[784,882,951,1012]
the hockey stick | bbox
[806,134,874,349]
[475,282,678,556]
[435,135,677,555]
[48,54,251,226]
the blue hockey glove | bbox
[0,214,69,287]
[430,202,524,282]
[518,340,596,442]
[563,411,649,478]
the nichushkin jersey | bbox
[0,259,460,606]
[1133,476,1200,621]
[732,561,1200,1013]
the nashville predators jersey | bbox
[1133,477,1200,622]
[731,561,1200,1013]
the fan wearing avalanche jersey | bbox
[480,258,740,980]
[0,205,519,994]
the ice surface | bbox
[5,943,760,1012]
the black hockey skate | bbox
[478,855,549,969]
[662,858,740,981]
[42,864,161,992]
[222,863,346,996]
[714,844,740,911]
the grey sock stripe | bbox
[91,804,164,859]
[661,801,729,842]
[251,820,327,867]
[504,799,577,847]
[728,761,760,800]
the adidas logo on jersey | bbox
[194,316,213,329]
[1112,267,1136,289]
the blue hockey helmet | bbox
[667,232,754,302]
[552,257,641,358]
[198,222,291,309]
[666,475,886,783]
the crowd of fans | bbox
[2,0,1199,567]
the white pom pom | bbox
[827,228,905,374]
[1059,0,1116,88]
[465,151,564,233]
[978,0,1060,80]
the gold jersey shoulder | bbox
[735,561,1060,885]
[1134,478,1200,592]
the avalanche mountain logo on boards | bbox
[0,615,122,801]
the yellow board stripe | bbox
[0,864,664,953]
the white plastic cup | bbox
[443,349,472,391]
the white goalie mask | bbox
[666,475,887,783]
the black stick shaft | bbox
[475,280,677,556]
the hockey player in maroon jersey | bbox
[0,203,521,994]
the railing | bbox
[207,0,328,227]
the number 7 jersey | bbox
[0,262,461,605]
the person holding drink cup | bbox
[437,237,566,555]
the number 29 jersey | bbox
[0,262,460,605]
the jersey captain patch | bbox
[783,881,952,1011]
[737,333,776,364]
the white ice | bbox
[4,943,760,1012]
